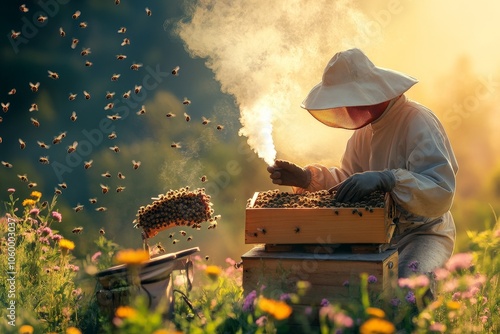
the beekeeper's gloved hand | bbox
[332,170,395,203]
[267,160,311,189]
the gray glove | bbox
[332,170,395,203]
[267,160,311,189]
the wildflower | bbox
[446,300,461,310]
[242,290,257,312]
[405,291,416,304]
[22,199,36,207]
[39,226,52,236]
[66,264,80,272]
[398,275,430,289]
[321,307,354,328]
[225,257,236,266]
[51,234,63,241]
[479,315,488,324]
[41,246,49,253]
[115,305,137,318]
[66,327,82,334]
[320,298,330,307]
[8,188,15,193]
[255,315,268,327]
[72,288,82,297]
[59,239,75,251]
[359,317,395,334]
[257,296,293,320]
[433,267,450,281]
[91,251,102,263]
[51,211,62,222]
[408,260,419,272]
[115,248,149,265]
[390,298,400,307]
[367,275,378,284]
[19,325,34,334]
[30,191,42,201]
[52,265,60,271]
[39,237,50,245]
[445,252,473,272]
[205,265,222,280]
[429,322,447,333]
[29,208,40,215]
[366,307,385,318]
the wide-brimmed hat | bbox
[301,48,418,110]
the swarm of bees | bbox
[133,187,217,238]
[248,190,386,209]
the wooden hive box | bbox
[245,191,396,245]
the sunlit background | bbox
[1,0,500,266]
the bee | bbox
[156,243,165,253]
[95,207,107,212]
[116,186,125,192]
[67,141,78,153]
[2,102,10,112]
[136,105,146,115]
[117,27,126,33]
[37,141,50,149]
[80,48,91,56]
[17,174,28,182]
[216,125,224,130]
[166,113,176,118]
[29,103,38,112]
[101,171,111,178]
[59,27,66,37]
[19,138,26,149]
[73,204,84,212]
[111,73,120,81]
[79,22,87,29]
[83,91,91,99]
[122,90,131,99]
[121,38,130,46]
[105,91,115,99]
[29,82,40,92]
[0,117,2,123]
[8,88,16,95]
[19,4,29,12]
[28,182,37,188]
[172,239,179,245]
[115,0,120,5]
[115,172,125,180]
[208,222,217,229]
[52,132,67,144]
[37,15,48,23]
[130,63,142,71]
[89,198,97,204]
[85,60,93,67]
[180,230,187,236]
[294,226,301,233]
[47,70,59,79]
[171,142,181,148]
[70,111,77,122]
[39,156,49,164]
[56,182,67,190]
[99,228,106,235]
[205,256,210,261]
[184,112,191,122]
[68,92,77,101]
[54,188,62,195]
[182,97,191,105]
[132,160,141,169]
[72,227,83,234]
[200,175,207,182]
[109,145,120,152]
[71,38,79,49]
[1,161,13,168]
[104,103,115,111]
[84,160,93,169]
[234,261,243,269]
[257,227,267,235]
[169,233,175,239]
[202,116,210,125]
[145,7,152,16]
[31,118,40,127]
[11,30,21,40]
[186,236,193,242]
[108,131,117,139]
[116,54,127,61]
[134,85,142,94]
[171,66,180,76]
[100,184,109,194]
[72,10,81,19]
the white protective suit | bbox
[294,95,458,278]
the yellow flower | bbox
[205,265,222,280]
[22,199,37,207]
[366,307,386,318]
[446,300,461,310]
[19,325,34,334]
[152,330,183,334]
[30,191,42,201]
[66,327,82,334]
[359,317,396,334]
[257,296,293,320]
[115,249,149,265]
[59,239,75,251]
[115,306,137,319]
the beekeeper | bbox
[267,48,458,279]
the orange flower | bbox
[366,307,386,318]
[205,265,222,280]
[257,296,293,320]
[59,239,75,251]
[115,249,149,265]
[115,306,137,319]
[65,327,82,334]
[446,300,461,310]
[30,191,42,201]
[18,325,34,334]
[359,317,395,334]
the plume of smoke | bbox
[176,0,369,166]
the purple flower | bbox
[408,260,419,272]
[405,291,416,304]
[320,298,330,307]
[29,208,40,215]
[51,234,63,241]
[367,275,378,284]
[39,237,50,245]
[39,226,53,236]
[242,290,257,312]
[51,211,62,223]
[390,298,401,307]
[279,293,290,301]
[91,251,102,263]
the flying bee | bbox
[31,118,40,127]
[83,90,91,99]
[89,198,97,204]
[145,7,152,16]
[121,38,130,46]
[182,97,191,105]
[101,171,111,178]
[71,38,79,49]
[70,111,77,122]
[72,227,83,234]
[117,172,125,179]
[58,182,67,189]
[104,103,115,111]
[100,184,109,194]
[171,142,181,148]
[85,60,93,67]
[134,85,142,94]
[0,117,2,123]
[80,47,91,56]
[99,228,105,235]
[108,131,117,139]
[169,233,174,239]
[39,156,49,164]
[136,105,146,115]
[130,63,142,71]
[72,10,81,19]
[84,160,93,169]
[37,15,48,23]
[67,141,78,153]
[19,4,29,12]
[54,188,62,195]
[2,102,9,112]
[166,113,176,118]
[184,112,191,122]
[47,70,59,79]
[17,174,28,182]
[1,161,13,168]
[172,239,179,245]
[29,82,40,92]
[208,222,217,229]
[122,90,131,99]
[73,204,84,212]
[18,138,26,149]
[200,175,207,182]
[11,30,21,39]
[116,54,127,60]
[68,92,77,101]
[52,132,67,144]
[105,91,115,99]
[115,0,120,4]
[186,236,193,241]
[116,186,125,192]
[216,124,224,130]
[109,145,120,153]
[29,103,38,112]
[37,141,50,149]
[117,27,126,33]
[180,230,187,236]
[132,160,141,169]
[171,66,180,76]
[28,182,37,188]
[59,27,65,37]
[79,21,87,29]
[202,116,210,125]
[8,88,16,95]
[95,207,107,212]
[111,73,120,81]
